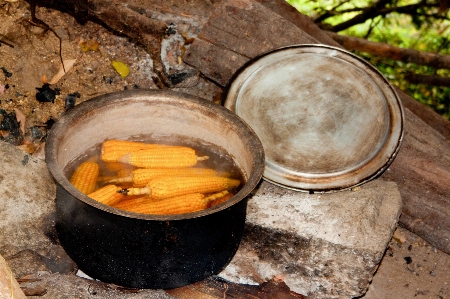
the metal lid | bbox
[224,44,404,192]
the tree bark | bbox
[395,87,450,139]
[326,31,450,70]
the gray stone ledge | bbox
[219,179,402,299]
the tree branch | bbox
[326,31,450,70]
[314,3,361,23]
[364,16,382,38]
[319,0,394,31]
[318,0,443,32]
[405,73,450,86]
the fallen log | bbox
[381,108,450,253]
[183,0,450,254]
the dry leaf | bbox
[111,60,130,78]
[0,255,27,299]
[79,39,100,52]
[18,140,37,154]
[49,59,76,85]
[0,130,10,138]
[31,142,46,160]
[392,229,406,244]
[13,108,26,135]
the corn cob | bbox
[100,139,170,163]
[119,176,241,200]
[116,168,133,177]
[113,191,230,215]
[70,161,100,194]
[104,161,135,173]
[108,167,222,187]
[96,176,118,183]
[87,184,126,205]
[208,192,234,208]
[113,193,207,215]
[204,190,229,202]
[117,146,209,168]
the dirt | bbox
[1,2,449,298]
[0,0,220,149]
[363,227,450,299]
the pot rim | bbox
[45,89,265,221]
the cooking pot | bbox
[45,89,265,289]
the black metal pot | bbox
[45,89,265,289]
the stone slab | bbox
[0,141,56,258]
[219,179,402,299]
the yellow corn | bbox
[117,146,209,168]
[88,184,126,205]
[70,161,100,194]
[100,139,169,163]
[104,161,135,173]
[120,176,241,200]
[114,191,233,214]
[116,168,133,177]
[113,193,208,215]
[108,167,221,187]
[204,190,229,202]
[97,176,118,183]
[208,192,234,208]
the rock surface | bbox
[219,180,402,298]
[0,141,56,262]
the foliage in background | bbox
[287,0,450,119]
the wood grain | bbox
[184,0,317,86]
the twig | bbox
[222,282,228,299]
[27,0,66,73]
[0,39,14,48]
[10,268,14,299]
[364,16,382,39]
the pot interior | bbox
[46,89,265,219]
